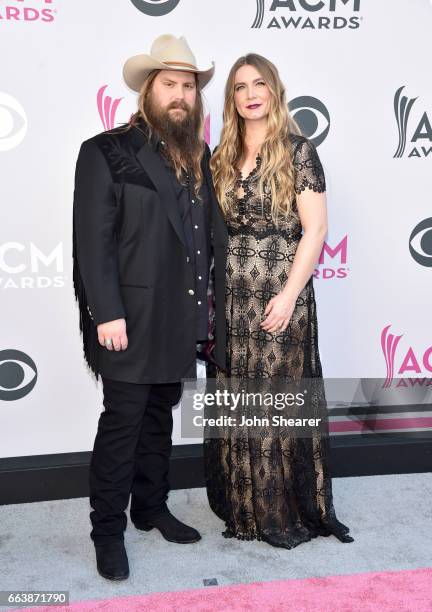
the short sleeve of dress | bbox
[293,138,326,194]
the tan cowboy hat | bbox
[123,34,215,92]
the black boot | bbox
[95,541,129,580]
[134,511,201,543]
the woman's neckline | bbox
[237,154,262,182]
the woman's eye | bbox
[257,81,266,87]
[235,85,244,91]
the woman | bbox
[204,54,353,549]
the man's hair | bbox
[129,70,206,198]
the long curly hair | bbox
[210,54,302,221]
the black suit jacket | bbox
[72,122,228,384]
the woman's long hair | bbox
[210,54,302,220]
[129,70,205,198]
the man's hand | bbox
[97,318,128,351]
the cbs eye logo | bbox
[409,218,432,267]
[0,93,28,152]
[129,0,180,16]
[0,350,37,401]
[289,96,330,147]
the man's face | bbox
[150,69,197,123]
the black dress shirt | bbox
[153,136,211,342]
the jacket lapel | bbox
[135,144,187,247]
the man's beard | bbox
[144,94,201,166]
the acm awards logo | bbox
[314,236,349,279]
[381,325,432,390]
[409,218,432,267]
[0,350,37,401]
[97,86,124,131]
[129,0,180,16]
[252,0,362,30]
[0,0,57,22]
[0,92,27,152]
[393,86,432,159]
[0,243,66,289]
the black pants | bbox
[89,377,182,545]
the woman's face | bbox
[233,64,271,123]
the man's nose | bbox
[173,85,186,99]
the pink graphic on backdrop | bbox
[381,325,403,388]
[319,235,348,265]
[380,325,432,388]
[97,85,123,131]
[204,114,210,146]
[5,0,56,22]
[314,235,349,280]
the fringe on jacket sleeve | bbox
[72,213,100,379]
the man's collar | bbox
[132,117,165,153]
[127,117,150,150]
[150,131,165,153]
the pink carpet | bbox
[16,567,432,611]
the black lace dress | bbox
[204,135,353,549]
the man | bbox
[73,34,227,581]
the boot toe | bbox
[95,542,129,580]
[135,511,202,543]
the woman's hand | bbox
[260,293,296,333]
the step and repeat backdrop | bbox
[1,0,431,457]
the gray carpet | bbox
[0,474,431,609]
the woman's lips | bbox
[246,104,261,109]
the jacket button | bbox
[188,289,195,295]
